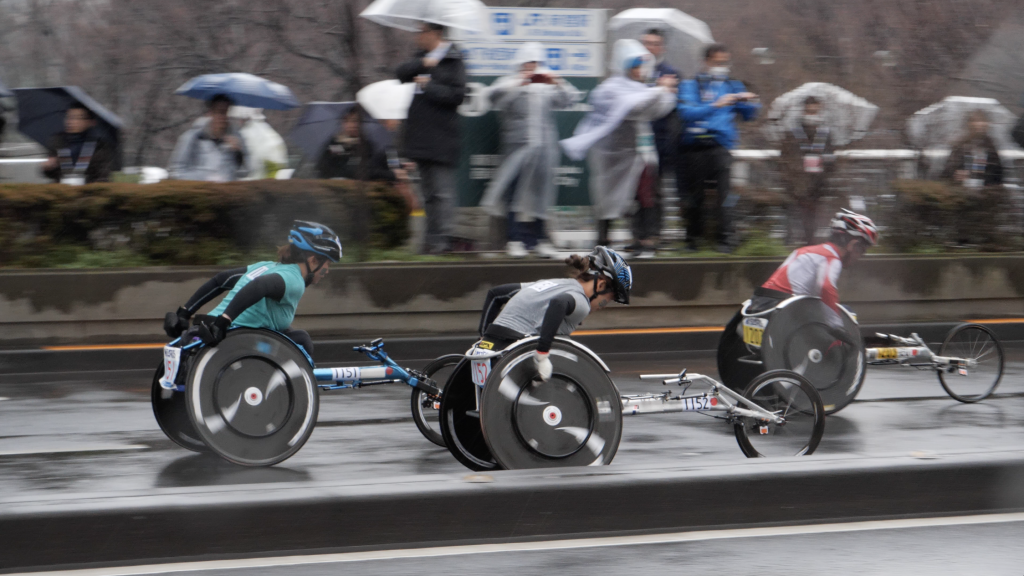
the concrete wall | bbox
[2,255,1024,345]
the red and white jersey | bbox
[761,243,843,313]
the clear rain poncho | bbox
[560,39,676,220]
[479,42,581,221]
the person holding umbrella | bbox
[41,101,116,185]
[315,106,397,182]
[168,94,249,182]
[395,22,467,254]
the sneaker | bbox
[533,241,559,259]
[506,241,528,259]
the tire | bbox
[937,323,1004,403]
[411,354,462,447]
[479,340,622,470]
[151,363,209,453]
[185,329,319,467]
[717,309,766,392]
[439,358,502,471]
[734,369,826,458]
[761,298,865,414]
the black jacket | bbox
[44,129,116,183]
[396,44,467,165]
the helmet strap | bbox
[304,257,326,286]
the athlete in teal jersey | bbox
[164,221,342,357]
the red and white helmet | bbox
[830,209,879,247]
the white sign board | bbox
[459,42,604,77]
[452,8,606,43]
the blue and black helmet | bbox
[589,246,633,304]
[289,220,342,262]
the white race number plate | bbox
[159,346,181,390]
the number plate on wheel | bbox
[742,317,767,347]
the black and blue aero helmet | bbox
[589,246,633,304]
[289,220,342,262]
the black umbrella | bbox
[288,101,391,162]
[14,86,123,150]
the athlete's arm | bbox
[479,283,523,336]
[221,274,287,321]
[821,258,842,315]
[537,294,576,353]
[183,267,247,315]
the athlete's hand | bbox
[164,307,192,338]
[195,314,232,347]
[534,351,552,381]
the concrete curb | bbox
[3,449,1023,571]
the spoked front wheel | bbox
[937,323,1004,403]
[734,369,826,458]
[411,354,462,447]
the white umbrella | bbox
[360,0,487,34]
[907,96,1020,151]
[607,8,714,79]
[357,80,416,120]
[763,82,879,147]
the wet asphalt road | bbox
[1,346,1022,501]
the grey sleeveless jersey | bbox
[492,278,591,337]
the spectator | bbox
[480,42,581,259]
[396,22,467,254]
[41,102,116,184]
[230,106,288,179]
[315,107,396,182]
[168,94,249,182]
[639,28,680,256]
[779,96,837,245]
[678,43,759,253]
[560,39,678,252]
[940,110,1003,188]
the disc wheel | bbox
[480,340,622,469]
[186,329,319,467]
[937,323,1004,403]
[411,354,462,447]
[734,369,826,458]
[151,363,209,453]
[439,359,502,471]
[762,298,865,414]
[717,309,766,391]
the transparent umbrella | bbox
[763,82,879,147]
[360,0,487,33]
[907,96,1020,151]
[357,80,416,121]
[607,8,714,79]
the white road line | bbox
[15,511,1024,576]
[0,444,148,457]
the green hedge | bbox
[888,180,1020,252]
[0,180,409,267]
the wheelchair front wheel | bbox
[734,370,826,458]
[411,354,462,447]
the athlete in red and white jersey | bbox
[758,209,878,318]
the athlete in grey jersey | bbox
[479,246,633,380]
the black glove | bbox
[194,314,232,347]
[164,307,192,338]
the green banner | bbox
[456,77,598,207]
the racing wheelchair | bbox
[717,296,1005,414]
[151,325,449,466]
[718,295,865,414]
[439,336,826,472]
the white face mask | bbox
[708,66,730,79]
